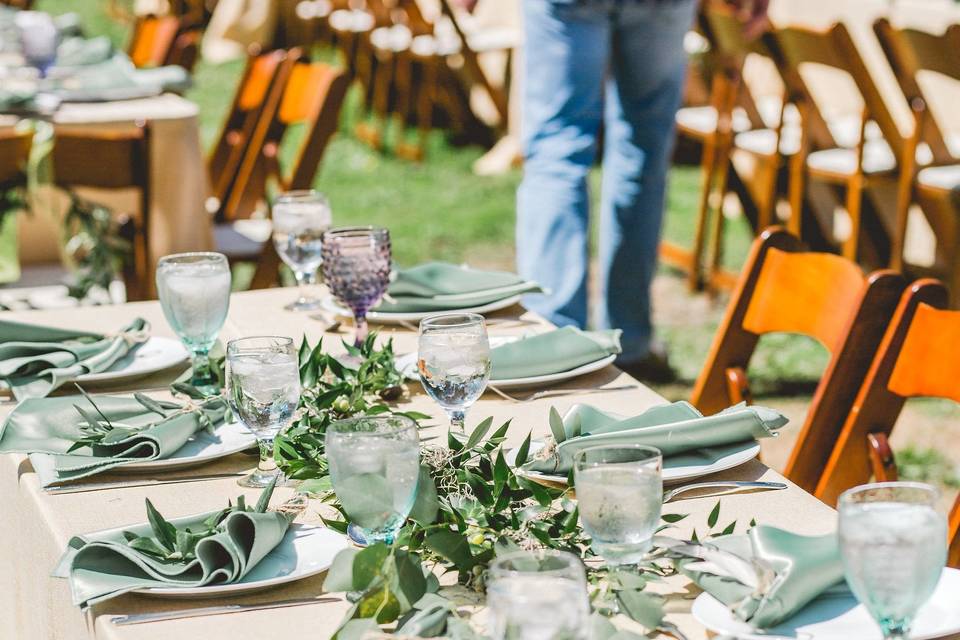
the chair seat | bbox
[411,32,461,57]
[329,9,374,33]
[806,139,935,178]
[675,105,752,137]
[734,126,802,156]
[214,219,271,261]
[371,24,413,52]
[917,164,960,191]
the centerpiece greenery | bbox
[271,334,749,639]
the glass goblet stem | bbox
[257,437,278,475]
[448,409,466,431]
[190,349,218,392]
[353,312,369,347]
[294,270,311,305]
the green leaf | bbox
[707,500,721,529]
[749,517,758,528]
[357,582,401,623]
[334,473,395,527]
[134,393,169,418]
[425,529,475,569]
[492,450,509,496]
[393,550,427,610]
[548,407,567,443]
[333,617,377,640]
[144,499,177,552]
[616,590,664,631]
[297,477,333,495]
[661,513,688,524]
[464,416,494,450]
[352,543,391,589]
[254,475,279,513]
[720,520,737,536]
[409,466,439,526]
[513,432,532,467]
[323,547,361,592]
[126,536,173,558]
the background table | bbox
[0,288,837,640]
[0,93,213,284]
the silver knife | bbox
[109,597,341,625]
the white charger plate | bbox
[506,439,761,487]
[321,294,523,324]
[134,524,350,597]
[692,567,960,640]
[77,337,188,383]
[115,421,257,472]
[396,336,617,390]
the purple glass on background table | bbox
[15,11,58,77]
[321,226,391,345]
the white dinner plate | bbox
[395,336,617,390]
[77,337,189,384]
[115,421,257,472]
[133,524,350,597]
[692,567,960,640]
[506,439,761,487]
[321,294,523,324]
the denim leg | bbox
[597,0,696,359]
[516,2,609,329]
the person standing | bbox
[515,0,767,380]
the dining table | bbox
[0,93,213,287]
[0,286,839,640]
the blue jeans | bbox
[516,0,695,361]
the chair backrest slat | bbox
[0,130,32,187]
[129,15,181,68]
[691,227,907,494]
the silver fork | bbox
[486,384,637,403]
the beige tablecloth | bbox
[0,287,837,640]
[2,93,213,286]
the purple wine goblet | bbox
[15,12,58,77]
[321,227,391,345]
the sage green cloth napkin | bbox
[53,506,292,607]
[491,327,621,380]
[0,317,149,400]
[672,525,846,628]
[53,55,191,98]
[0,394,228,487]
[375,262,541,313]
[523,401,787,475]
[55,35,113,67]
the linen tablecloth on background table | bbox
[0,93,213,289]
[0,287,838,640]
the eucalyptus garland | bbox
[62,193,131,300]
[273,336,750,639]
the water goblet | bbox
[321,226,391,345]
[15,11,58,77]
[486,549,591,640]
[156,252,231,394]
[574,444,663,565]
[226,336,301,488]
[839,481,947,640]
[272,190,332,311]
[417,313,491,431]
[325,414,420,544]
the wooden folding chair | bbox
[773,23,906,266]
[0,130,31,191]
[128,15,182,69]
[207,48,298,220]
[690,227,907,494]
[51,124,152,301]
[218,60,349,288]
[874,18,960,303]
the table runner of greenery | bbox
[259,335,754,639]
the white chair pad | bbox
[918,164,960,191]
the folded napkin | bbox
[670,525,846,628]
[491,327,621,380]
[375,262,541,313]
[55,35,113,67]
[54,498,291,607]
[53,55,190,98]
[0,394,228,486]
[524,401,786,475]
[0,317,149,400]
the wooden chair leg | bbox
[724,366,753,406]
[249,239,282,290]
[842,172,864,262]
[706,145,733,293]
[688,133,717,292]
[866,432,898,482]
[948,495,960,568]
